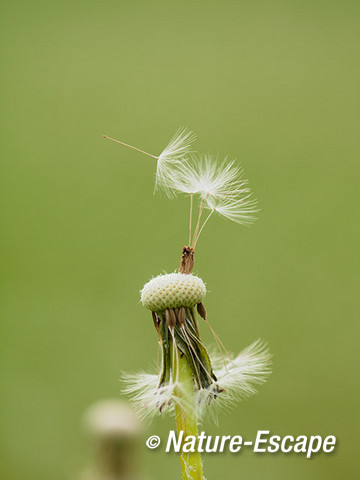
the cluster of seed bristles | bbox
[151,303,220,395]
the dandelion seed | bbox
[206,195,259,226]
[103,127,196,196]
[122,372,178,419]
[196,340,271,419]
[165,154,259,245]
[155,128,196,196]
[168,155,249,201]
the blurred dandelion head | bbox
[82,400,143,480]
[83,399,142,439]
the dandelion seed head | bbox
[83,399,142,438]
[141,273,206,312]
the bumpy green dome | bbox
[141,273,206,312]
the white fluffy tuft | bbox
[122,340,271,422]
[163,154,259,225]
[168,155,248,199]
[197,339,271,419]
[206,195,258,225]
[155,127,196,195]
[122,372,193,420]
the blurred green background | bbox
[1,1,359,479]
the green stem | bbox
[173,353,204,480]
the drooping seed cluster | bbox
[140,272,217,394]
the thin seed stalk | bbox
[173,352,204,480]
